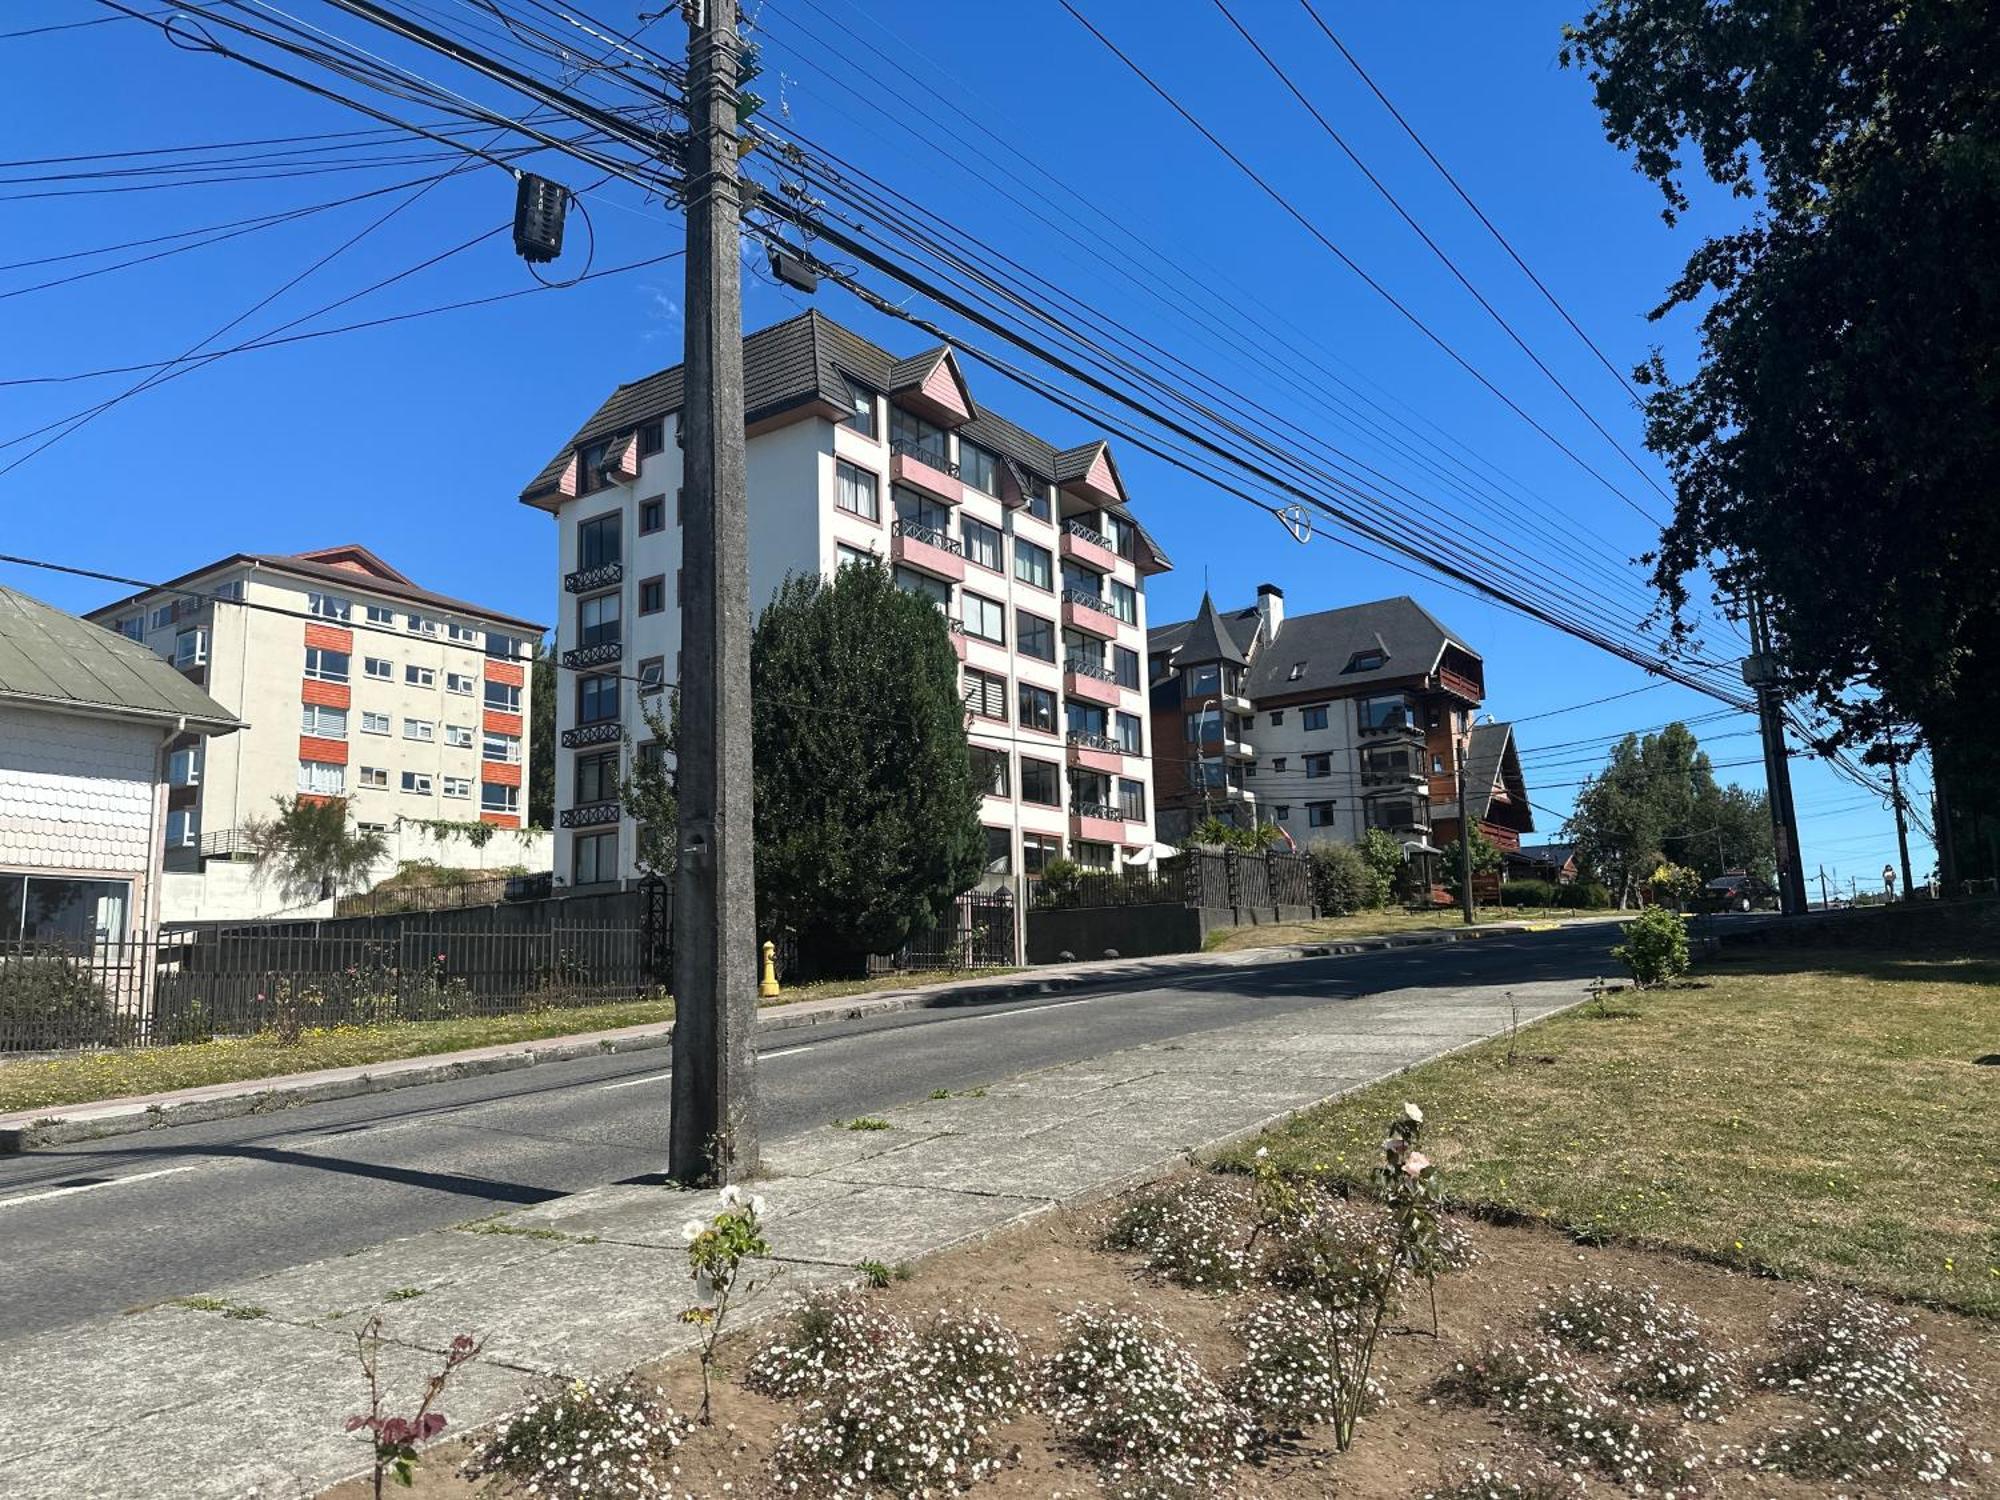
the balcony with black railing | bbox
[1061,586,1118,636]
[561,719,622,749]
[561,638,624,670]
[564,560,623,594]
[559,801,622,830]
[890,516,966,582]
[889,439,963,504]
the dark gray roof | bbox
[0,584,241,734]
[1149,594,1471,698]
[1174,593,1249,667]
[519,311,1173,570]
[1511,842,1577,868]
[1248,596,1467,698]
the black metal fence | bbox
[866,889,1016,974]
[0,920,658,1053]
[1029,850,1314,913]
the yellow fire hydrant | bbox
[759,939,781,999]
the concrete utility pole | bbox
[1885,742,1915,902]
[1455,710,1478,926]
[670,0,758,1187]
[1742,595,1808,916]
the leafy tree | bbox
[751,563,984,975]
[1439,820,1503,899]
[1561,1,2000,813]
[1182,815,1278,853]
[527,641,555,827]
[1566,722,1771,905]
[620,696,681,876]
[247,795,387,903]
[1307,843,1373,916]
[1356,828,1404,908]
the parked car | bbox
[1697,872,1777,913]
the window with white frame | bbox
[150,605,175,630]
[117,616,145,641]
[303,647,348,682]
[358,766,388,789]
[174,629,207,668]
[308,592,351,620]
[401,771,433,795]
[299,703,347,739]
[297,760,345,795]
[360,710,390,735]
[442,776,472,799]
[212,579,245,602]
[404,718,435,742]
[446,672,474,695]
[167,746,202,786]
[406,613,437,636]
[444,724,474,748]
[364,604,394,624]
[405,664,436,688]
[445,622,479,644]
[485,681,521,713]
[364,656,392,680]
[166,808,198,849]
[481,782,520,816]
[483,731,522,764]
[486,632,525,660]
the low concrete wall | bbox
[1026,903,1314,963]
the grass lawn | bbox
[1202,905,1609,952]
[1235,943,2000,1318]
[0,967,1017,1116]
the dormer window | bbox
[638,420,665,457]
[578,439,609,495]
[1287,662,1306,681]
[1343,649,1387,674]
[841,375,877,438]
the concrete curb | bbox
[0,918,1584,1153]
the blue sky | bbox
[0,0,1932,894]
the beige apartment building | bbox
[86,546,543,866]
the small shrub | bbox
[1423,1455,1578,1500]
[1497,878,1558,909]
[678,1185,772,1426]
[915,1303,1028,1417]
[1611,905,1690,987]
[1041,1306,1248,1500]
[1308,844,1374,916]
[1752,1287,1983,1486]
[1571,881,1613,909]
[0,956,121,1051]
[856,1258,894,1289]
[1229,1294,1352,1432]
[1261,1196,1402,1315]
[1103,1182,1252,1292]
[345,1319,481,1498]
[471,1376,687,1498]
[745,1290,914,1400]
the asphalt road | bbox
[0,923,1623,1340]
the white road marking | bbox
[599,1071,670,1091]
[962,996,1095,1022]
[762,1046,813,1059]
[0,1165,199,1211]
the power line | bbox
[1297,0,1645,405]
[1053,0,1665,525]
[1209,0,1672,509]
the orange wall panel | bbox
[483,709,523,736]
[304,623,353,652]
[480,812,522,829]
[300,678,351,710]
[485,659,525,687]
[481,760,522,788]
[298,735,349,765]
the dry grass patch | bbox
[1201,909,1605,953]
[1234,945,2000,1316]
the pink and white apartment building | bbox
[519,310,1174,889]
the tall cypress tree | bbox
[751,562,984,975]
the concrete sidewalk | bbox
[0,965,1590,1499]
[0,916,1591,1152]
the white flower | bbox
[1254,1146,1269,1160]
[1403,1101,1424,1124]
[718,1184,743,1208]
[749,1194,768,1216]
[681,1219,706,1243]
